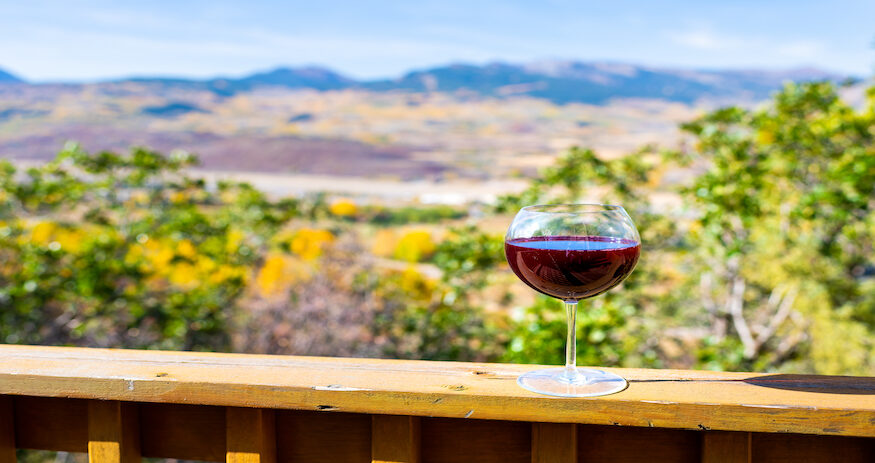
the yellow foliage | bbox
[168,262,198,289]
[21,221,85,254]
[399,267,435,300]
[757,129,775,144]
[195,256,217,273]
[372,229,397,257]
[151,246,175,271]
[176,240,197,259]
[29,221,55,245]
[169,191,187,203]
[125,235,246,290]
[256,254,286,296]
[290,228,334,261]
[394,229,435,263]
[255,253,310,296]
[54,229,83,254]
[808,306,875,376]
[329,198,357,217]
[226,229,244,253]
[210,264,243,285]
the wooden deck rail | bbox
[0,344,872,462]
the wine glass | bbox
[505,204,640,397]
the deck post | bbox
[226,408,276,463]
[702,431,751,463]
[532,423,577,463]
[0,396,14,463]
[87,401,140,463]
[372,415,421,463]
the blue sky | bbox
[1,0,872,82]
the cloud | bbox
[776,40,826,59]
[668,28,747,51]
[667,26,831,68]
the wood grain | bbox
[577,425,701,463]
[0,396,14,463]
[0,345,873,437]
[372,415,420,463]
[276,410,371,463]
[421,418,530,463]
[87,401,139,463]
[702,431,750,463]
[139,403,225,462]
[532,423,576,463]
[13,396,87,452]
[227,408,276,463]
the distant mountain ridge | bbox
[126,66,354,96]
[364,61,844,104]
[5,61,846,104]
[0,67,23,83]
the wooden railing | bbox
[0,345,872,463]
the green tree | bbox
[497,82,875,375]
[677,82,875,373]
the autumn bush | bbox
[0,145,297,350]
[0,145,496,360]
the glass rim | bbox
[519,203,627,214]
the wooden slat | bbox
[87,401,139,463]
[372,415,420,463]
[421,418,530,463]
[751,433,875,463]
[702,431,750,463]
[226,408,276,463]
[276,410,371,463]
[0,345,874,437]
[0,396,14,463]
[14,396,87,452]
[577,425,700,463]
[140,403,225,462]
[532,423,576,463]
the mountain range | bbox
[0,68,22,83]
[0,61,845,105]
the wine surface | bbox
[505,235,640,301]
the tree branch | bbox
[727,275,757,359]
[755,285,798,348]
[700,272,727,339]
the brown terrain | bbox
[0,81,700,189]
[0,125,446,179]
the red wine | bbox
[505,236,640,301]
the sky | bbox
[1,0,873,82]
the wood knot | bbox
[316,405,338,411]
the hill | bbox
[365,61,842,104]
[111,61,844,105]
[0,67,23,83]
[0,61,843,104]
[125,66,352,96]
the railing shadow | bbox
[742,374,875,395]
[628,374,875,395]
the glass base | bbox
[517,367,628,397]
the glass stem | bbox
[564,300,581,383]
